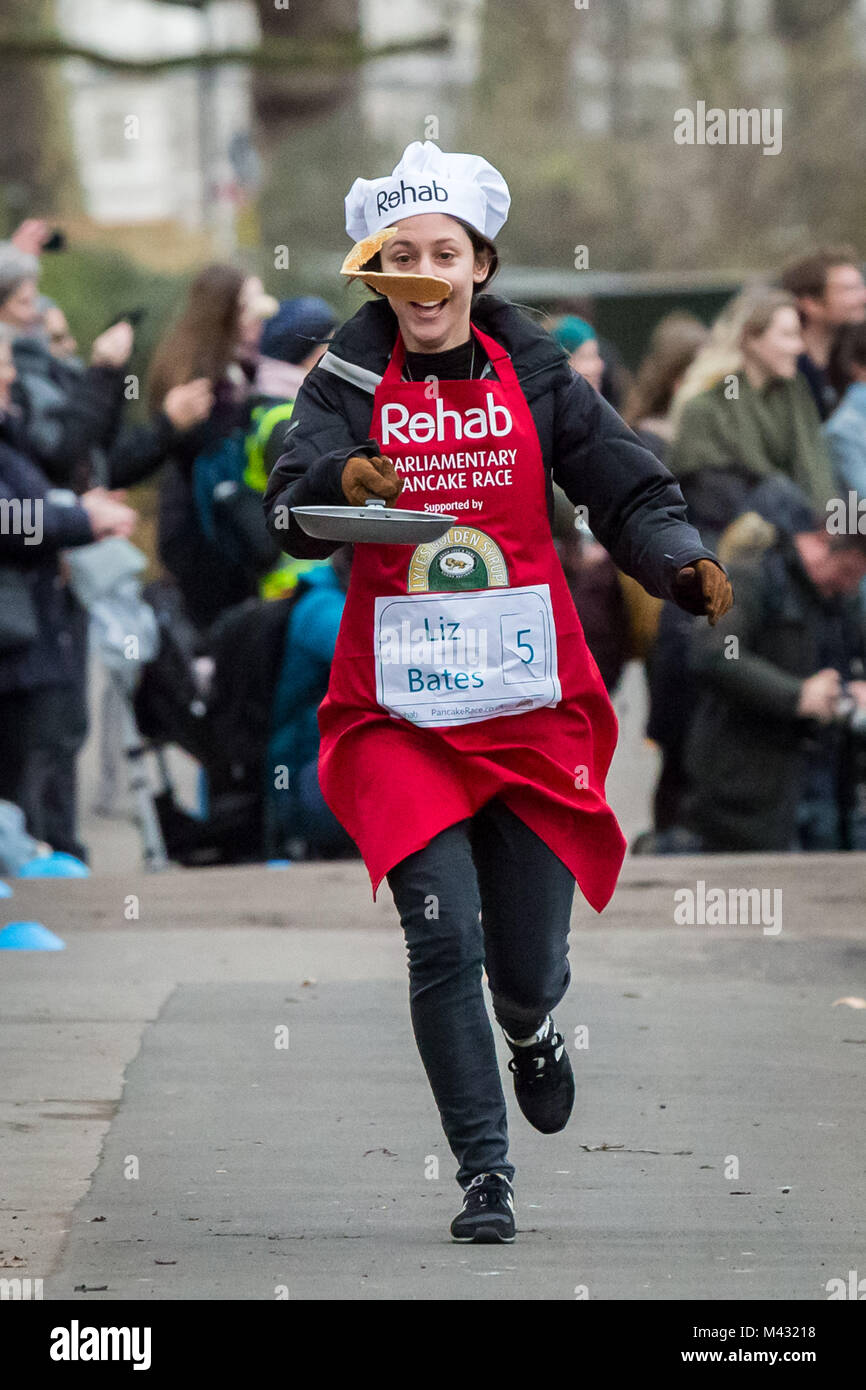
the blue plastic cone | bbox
[0,921,65,950]
[17,852,89,879]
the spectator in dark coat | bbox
[0,328,136,852]
[681,512,866,852]
[643,289,839,838]
[0,246,142,851]
[0,240,134,491]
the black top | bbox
[403,333,490,382]
[797,352,837,422]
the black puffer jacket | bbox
[262,293,723,602]
[0,415,94,694]
[683,531,863,850]
[11,337,125,491]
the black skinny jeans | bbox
[386,797,575,1189]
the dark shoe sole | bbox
[451,1225,516,1244]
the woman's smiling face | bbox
[378,213,491,352]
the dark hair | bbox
[360,217,499,298]
[780,246,860,303]
[828,321,866,397]
[623,312,708,427]
[148,262,245,409]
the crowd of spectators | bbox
[2,223,864,868]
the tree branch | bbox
[0,29,448,73]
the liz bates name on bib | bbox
[374,585,561,728]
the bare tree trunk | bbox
[475,0,572,130]
[669,0,693,61]
[470,0,578,265]
[774,2,866,243]
[716,0,739,46]
[606,0,633,139]
[252,0,361,122]
[0,0,81,226]
[771,0,854,41]
[248,0,366,287]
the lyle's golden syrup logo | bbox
[407,527,508,592]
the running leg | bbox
[469,798,575,1039]
[386,819,515,1188]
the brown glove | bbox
[341,453,404,507]
[673,558,734,626]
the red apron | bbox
[317,322,626,911]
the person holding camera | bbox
[682,492,866,853]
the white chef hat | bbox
[344,140,510,246]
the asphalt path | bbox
[2,854,863,1301]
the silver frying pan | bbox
[292,497,458,545]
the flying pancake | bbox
[340,225,453,304]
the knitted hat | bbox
[551,316,597,354]
[260,296,338,365]
[0,243,39,309]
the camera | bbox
[834,687,866,735]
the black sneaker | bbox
[450,1172,516,1243]
[506,1018,575,1133]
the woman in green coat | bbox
[667,286,837,541]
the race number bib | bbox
[374,585,560,728]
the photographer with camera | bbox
[680,492,866,852]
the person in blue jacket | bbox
[266,547,357,858]
[825,322,866,495]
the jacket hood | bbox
[11,334,88,385]
[323,292,572,399]
[11,335,53,371]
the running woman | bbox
[263,141,733,1244]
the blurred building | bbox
[572,0,784,136]
[356,0,789,143]
[55,0,258,248]
[359,0,481,140]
